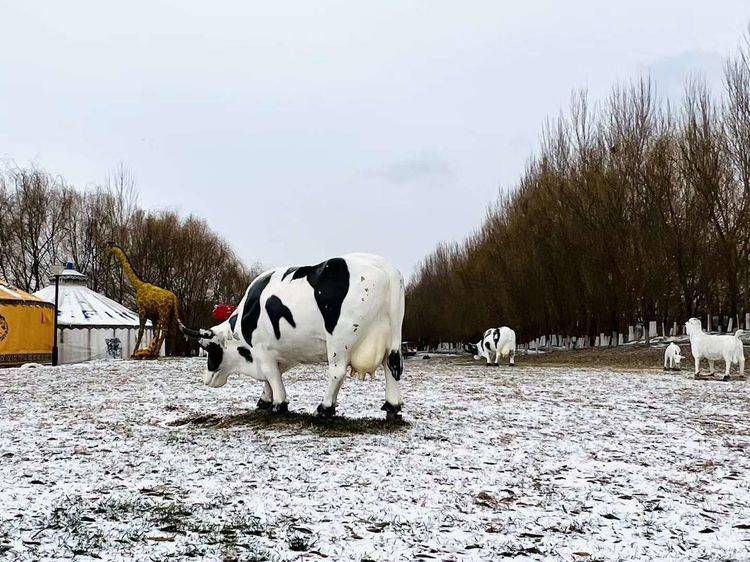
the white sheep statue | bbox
[684,317,745,380]
[663,342,683,371]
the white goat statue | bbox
[684,317,745,380]
[663,342,683,371]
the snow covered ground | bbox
[1,356,749,560]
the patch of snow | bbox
[1,357,749,560]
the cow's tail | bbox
[385,265,405,381]
[734,329,744,339]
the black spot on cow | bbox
[265,295,296,339]
[493,328,500,346]
[289,258,350,334]
[388,350,403,381]
[484,339,492,350]
[240,272,273,346]
[228,313,238,331]
[282,267,298,281]
[206,342,223,372]
[237,346,253,363]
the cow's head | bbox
[180,321,254,387]
[463,342,481,360]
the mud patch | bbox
[168,409,410,435]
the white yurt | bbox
[34,262,164,364]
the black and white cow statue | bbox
[181,253,406,419]
[465,327,516,366]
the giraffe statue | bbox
[110,245,181,359]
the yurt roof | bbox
[0,280,54,308]
[34,262,151,329]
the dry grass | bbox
[446,344,674,370]
[520,345,672,370]
[512,344,748,379]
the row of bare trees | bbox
[0,164,260,354]
[406,41,750,346]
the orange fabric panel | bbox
[0,303,54,359]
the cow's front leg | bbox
[265,365,288,413]
[318,361,347,418]
[508,350,515,366]
[381,356,403,420]
[694,356,700,376]
[708,360,715,376]
[256,381,274,412]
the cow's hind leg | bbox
[381,351,404,420]
[257,381,273,411]
[318,349,348,418]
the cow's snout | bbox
[203,370,228,388]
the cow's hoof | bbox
[508,363,516,367]
[720,374,731,382]
[256,398,273,412]
[663,367,670,371]
[272,402,289,414]
[381,401,402,420]
[672,367,682,372]
[316,404,336,418]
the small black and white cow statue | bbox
[181,253,406,419]
[465,327,516,366]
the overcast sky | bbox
[1,2,749,278]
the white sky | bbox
[1,1,748,277]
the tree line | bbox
[405,39,750,346]
[0,164,260,354]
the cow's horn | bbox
[179,322,214,340]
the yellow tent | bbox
[0,280,54,366]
